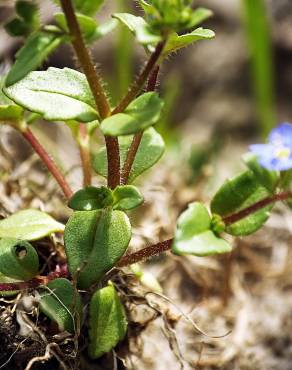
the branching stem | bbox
[60,0,120,189]
[22,128,73,199]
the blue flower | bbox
[250,122,292,171]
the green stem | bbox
[60,0,120,189]
[22,128,73,199]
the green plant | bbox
[1,0,292,364]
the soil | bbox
[1,1,292,369]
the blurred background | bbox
[1,1,292,369]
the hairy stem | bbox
[222,191,292,225]
[112,42,165,115]
[0,265,68,292]
[22,128,73,199]
[117,191,292,267]
[117,239,172,267]
[60,0,120,189]
[78,124,91,187]
[121,65,161,184]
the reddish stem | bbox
[60,0,120,189]
[22,128,73,199]
[117,239,172,267]
[112,42,165,115]
[0,265,68,292]
[222,191,292,225]
[120,65,161,184]
[78,124,92,187]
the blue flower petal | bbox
[259,156,292,171]
[269,122,292,148]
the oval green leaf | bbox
[172,202,231,256]
[4,67,98,122]
[89,284,127,359]
[93,127,165,183]
[100,92,164,136]
[113,185,144,210]
[211,171,273,236]
[39,278,82,333]
[5,32,63,87]
[68,186,113,211]
[64,209,131,288]
[0,209,64,241]
[0,238,39,280]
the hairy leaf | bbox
[39,278,82,333]
[0,209,64,241]
[163,28,215,55]
[68,186,113,211]
[64,209,131,288]
[211,171,273,236]
[172,202,231,256]
[101,92,164,136]
[0,238,39,280]
[5,32,63,87]
[93,127,165,183]
[113,185,144,210]
[113,13,161,45]
[89,284,127,359]
[4,67,98,122]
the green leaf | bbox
[16,1,39,30]
[39,278,82,333]
[64,209,131,288]
[113,185,144,210]
[187,7,213,29]
[113,13,161,45]
[101,92,164,136]
[3,67,98,122]
[172,202,232,256]
[0,238,39,280]
[0,105,23,122]
[243,152,280,192]
[0,273,21,296]
[163,27,215,55]
[0,209,64,241]
[5,18,30,37]
[211,171,273,236]
[74,0,105,16]
[5,32,63,87]
[68,186,113,211]
[54,12,97,40]
[93,127,165,183]
[89,284,127,359]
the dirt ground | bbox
[1,0,292,369]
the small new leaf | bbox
[4,67,98,122]
[163,28,215,55]
[89,284,127,359]
[93,127,165,182]
[100,92,164,136]
[5,32,63,87]
[0,209,64,241]
[68,186,113,211]
[113,13,161,45]
[172,202,232,256]
[0,238,39,280]
[39,278,82,333]
[211,171,273,236]
[113,185,144,210]
[0,105,23,122]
